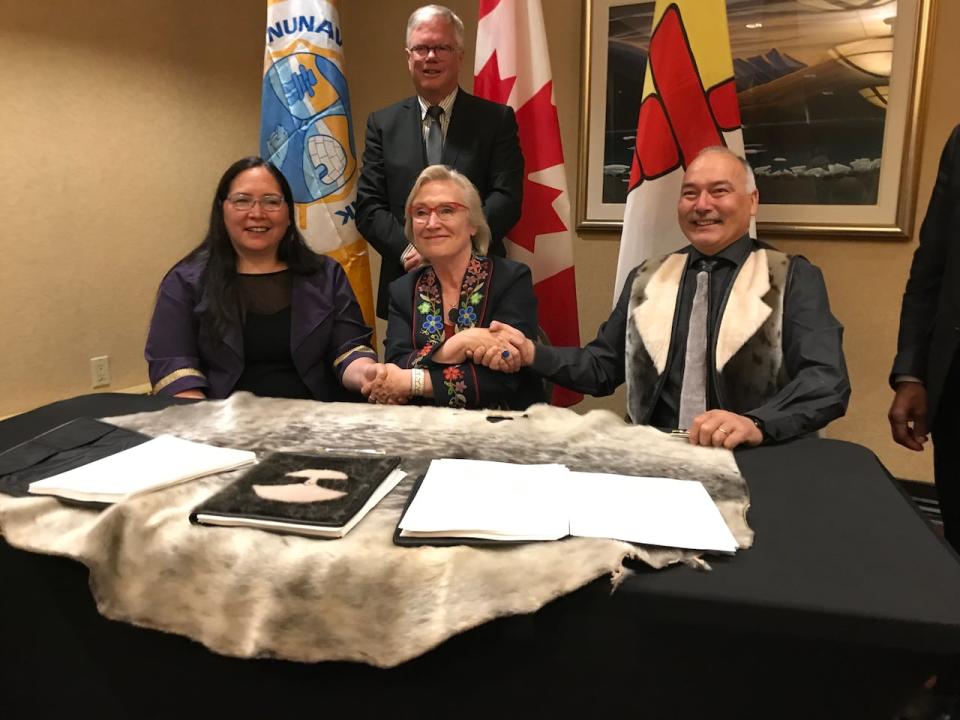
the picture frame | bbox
[577,0,935,236]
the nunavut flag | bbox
[260,0,375,328]
[614,0,745,299]
[475,0,582,407]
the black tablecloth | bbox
[2,394,959,719]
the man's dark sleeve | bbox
[481,105,523,245]
[529,269,633,397]
[746,258,851,441]
[890,125,959,384]
[356,111,409,265]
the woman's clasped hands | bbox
[361,324,532,405]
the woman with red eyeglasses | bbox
[362,165,544,410]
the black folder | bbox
[0,417,150,497]
[190,452,403,539]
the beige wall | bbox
[0,1,266,410]
[2,0,957,483]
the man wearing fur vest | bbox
[478,146,850,450]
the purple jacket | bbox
[145,256,376,399]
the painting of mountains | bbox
[602,0,898,206]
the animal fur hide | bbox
[0,393,751,667]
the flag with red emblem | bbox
[475,0,582,407]
[614,0,745,298]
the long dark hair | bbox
[181,156,321,340]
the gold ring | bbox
[717,428,729,435]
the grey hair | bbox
[404,165,491,255]
[691,145,757,193]
[405,5,465,48]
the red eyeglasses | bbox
[409,202,467,224]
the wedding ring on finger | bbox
[717,428,730,436]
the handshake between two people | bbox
[360,322,533,405]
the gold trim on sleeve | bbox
[152,368,207,394]
[333,345,376,367]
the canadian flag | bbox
[475,0,582,407]
[615,0,746,299]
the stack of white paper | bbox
[399,459,571,541]
[566,471,738,552]
[398,458,738,552]
[28,434,256,504]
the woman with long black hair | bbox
[146,157,376,400]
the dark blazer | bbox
[385,255,544,410]
[356,89,524,318]
[892,124,960,428]
[145,256,376,400]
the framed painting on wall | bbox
[577,0,935,236]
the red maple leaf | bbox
[478,0,502,19]
[474,51,516,105]
[508,177,565,253]
[515,81,564,174]
[507,81,568,253]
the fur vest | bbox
[625,247,791,424]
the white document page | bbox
[28,434,256,503]
[567,472,738,553]
[398,459,571,541]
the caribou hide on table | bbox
[0,393,751,667]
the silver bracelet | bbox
[410,368,425,397]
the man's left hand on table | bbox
[688,410,763,449]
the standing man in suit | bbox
[356,4,523,319]
[889,124,960,553]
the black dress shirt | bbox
[650,236,753,428]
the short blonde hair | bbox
[404,165,491,255]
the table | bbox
[2,393,959,719]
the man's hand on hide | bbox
[688,410,763,449]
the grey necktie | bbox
[425,105,444,165]
[678,260,715,429]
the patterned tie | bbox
[678,260,716,429]
[425,105,444,165]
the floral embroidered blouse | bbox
[384,255,545,410]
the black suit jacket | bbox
[892,124,960,427]
[356,89,524,318]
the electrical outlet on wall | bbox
[90,356,110,388]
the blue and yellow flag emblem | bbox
[260,0,375,328]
